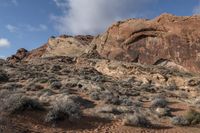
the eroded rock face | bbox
[92,14,200,73]
[7,48,28,63]
[7,35,93,63]
[26,44,48,60]
[42,35,93,58]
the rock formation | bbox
[7,14,200,73]
[7,35,93,63]
[92,14,200,73]
[42,35,93,57]
[7,48,28,63]
[2,14,200,133]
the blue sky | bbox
[0,0,200,58]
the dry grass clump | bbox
[45,97,82,123]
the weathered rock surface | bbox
[7,14,200,73]
[92,14,200,73]
[7,48,29,63]
[7,35,93,63]
[42,35,93,58]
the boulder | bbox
[7,48,28,63]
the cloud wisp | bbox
[6,24,48,33]
[11,0,18,6]
[0,38,10,48]
[6,24,19,33]
[24,24,48,32]
[193,1,200,14]
[0,55,6,59]
[53,0,157,35]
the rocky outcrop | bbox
[7,14,200,73]
[42,35,93,58]
[7,48,28,63]
[92,14,200,73]
[26,44,48,60]
[7,35,93,63]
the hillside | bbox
[1,14,200,133]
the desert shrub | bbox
[27,84,44,91]
[89,91,100,100]
[90,75,106,82]
[178,90,189,98]
[0,59,6,65]
[194,98,200,108]
[122,113,151,127]
[184,109,200,125]
[104,95,120,105]
[96,105,121,115]
[151,98,168,108]
[187,79,200,87]
[98,91,120,105]
[0,94,44,114]
[2,83,23,91]
[40,89,55,96]
[172,110,200,126]
[39,78,49,83]
[165,84,177,91]
[45,98,81,123]
[50,81,62,90]
[0,70,9,83]
[67,95,94,108]
[171,116,189,126]
[50,65,62,72]
[155,107,171,117]
[119,96,135,106]
[48,77,59,84]
[0,89,11,99]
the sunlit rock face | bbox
[93,14,200,73]
[42,35,93,58]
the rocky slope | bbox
[1,56,200,133]
[2,14,200,133]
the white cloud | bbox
[6,24,18,33]
[53,0,156,35]
[0,38,10,48]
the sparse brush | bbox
[0,70,9,83]
[172,109,200,126]
[0,89,11,99]
[184,109,200,125]
[171,116,189,126]
[45,98,82,123]
[0,93,44,114]
[89,91,100,100]
[122,113,151,127]
[50,81,62,90]
[151,98,168,108]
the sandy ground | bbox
[0,110,200,133]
